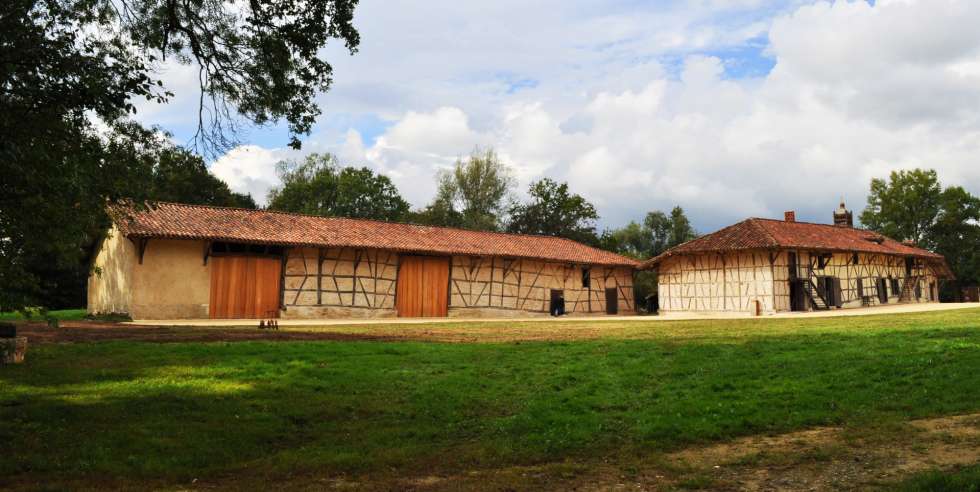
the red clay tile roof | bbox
[640,217,947,270]
[112,202,638,267]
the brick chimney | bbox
[833,200,853,227]
[784,211,796,222]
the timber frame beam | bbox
[129,237,149,264]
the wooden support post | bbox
[203,241,212,266]
[135,238,148,265]
[316,248,324,306]
[279,248,289,310]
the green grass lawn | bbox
[0,308,88,321]
[1,309,979,488]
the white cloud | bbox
[210,145,292,206]
[193,0,980,232]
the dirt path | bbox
[285,413,979,491]
[14,321,401,344]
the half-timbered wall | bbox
[658,250,940,315]
[658,251,778,315]
[448,257,634,316]
[282,247,399,318]
[282,247,635,318]
[787,251,938,309]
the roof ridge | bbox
[145,200,618,249]
[120,200,638,266]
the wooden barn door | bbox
[209,256,282,319]
[396,256,449,317]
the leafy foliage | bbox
[600,206,698,309]
[860,169,980,297]
[860,169,944,245]
[0,0,358,310]
[507,178,600,244]
[267,153,410,221]
[413,148,515,231]
[601,206,698,260]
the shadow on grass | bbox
[1,327,978,485]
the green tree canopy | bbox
[859,169,944,245]
[860,169,980,297]
[414,148,514,231]
[506,178,600,245]
[1,0,359,310]
[267,153,410,221]
[602,206,698,259]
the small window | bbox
[817,253,832,269]
[852,253,859,265]
[581,268,591,288]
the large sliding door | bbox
[396,256,449,317]
[209,256,282,319]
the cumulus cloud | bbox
[199,0,980,231]
[210,145,293,206]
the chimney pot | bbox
[784,211,796,222]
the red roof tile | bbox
[112,202,638,267]
[641,217,948,270]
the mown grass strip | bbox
[1,311,979,485]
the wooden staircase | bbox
[796,265,830,311]
[899,276,919,302]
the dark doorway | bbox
[905,257,914,276]
[788,252,798,279]
[877,278,888,304]
[605,288,618,315]
[789,280,805,311]
[550,289,565,316]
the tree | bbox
[416,148,514,231]
[602,206,698,260]
[1,0,358,310]
[600,206,697,311]
[861,169,980,299]
[859,169,943,246]
[507,178,599,244]
[267,153,410,221]
[151,146,256,209]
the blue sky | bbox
[139,0,980,233]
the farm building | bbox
[642,203,953,316]
[88,202,638,320]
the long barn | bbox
[641,202,953,315]
[88,202,638,320]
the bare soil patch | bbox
[15,321,401,344]
[291,413,980,491]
